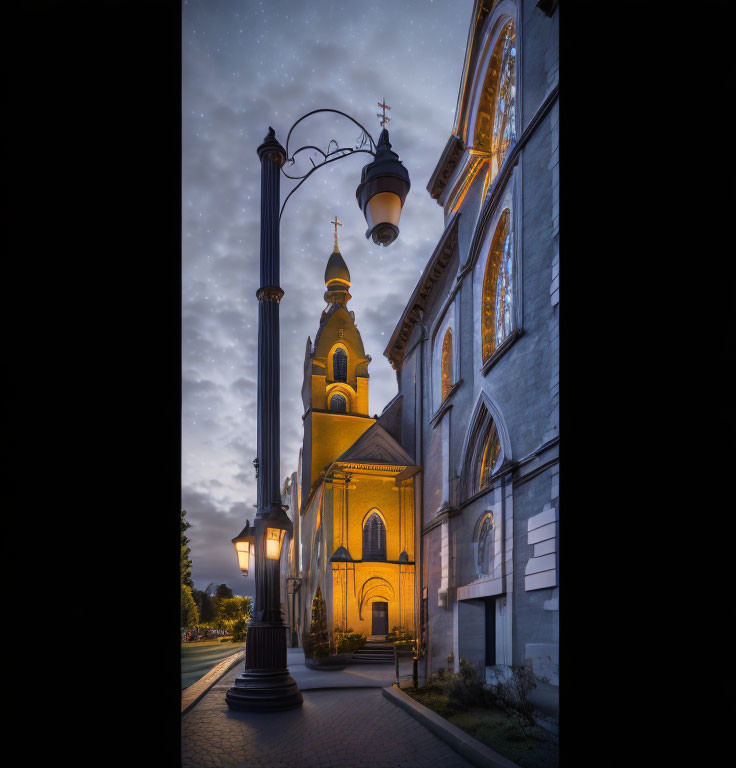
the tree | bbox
[214,583,234,599]
[180,509,193,588]
[181,583,199,628]
[214,596,252,633]
[193,588,216,623]
[306,588,330,659]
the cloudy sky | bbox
[182,0,473,595]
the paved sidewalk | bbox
[182,648,474,768]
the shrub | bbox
[231,619,248,642]
[492,663,538,725]
[388,626,414,642]
[333,627,366,654]
[440,657,488,708]
[387,626,415,653]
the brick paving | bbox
[182,661,474,768]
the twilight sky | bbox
[182,0,473,596]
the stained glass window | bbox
[479,422,502,489]
[363,512,386,561]
[482,209,514,361]
[333,347,347,382]
[441,328,453,401]
[330,394,347,413]
[491,21,516,176]
[472,19,516,182]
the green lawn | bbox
[404,684,558,768]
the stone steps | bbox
[352,641,395,664]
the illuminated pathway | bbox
[182,649,474,767]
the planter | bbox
[304,653,353,671]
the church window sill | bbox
[481,329,523,376]
[429,379,463,428]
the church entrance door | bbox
[371,602,388,635]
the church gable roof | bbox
[334,423,414,466]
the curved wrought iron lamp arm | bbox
[279,109,378,223]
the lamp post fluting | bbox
[226,128,302,711]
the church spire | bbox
[324,216,351,306]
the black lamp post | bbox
[227,110,410,712]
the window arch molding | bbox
[430,300,458,414]
[464,3,520,160]
[328,343,349,383]
[441,328,453,401]
[361,508,387,562]
[473,182,521,368]
[325,382,354,412]
[361,506,388,531]
[481,206,515,361]
[457,391,511,500]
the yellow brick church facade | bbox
[294,239,417,640]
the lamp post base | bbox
[225,621,303,711]
[225,668,303,711]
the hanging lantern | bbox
[355,129,411,246]
[231,521,255,576]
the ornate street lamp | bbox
[227,105,410,712]
[232,521,255,577]
[355,129,411,246]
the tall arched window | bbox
[473,19,516,181]
[362,512,386,561]
[491,20,516,176]
[330,393,347,413]
[333,348,347,382]
[482,208,514,361]
[441,328,453,401]
[479,421,502,489]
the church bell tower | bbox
[299,218,375,509]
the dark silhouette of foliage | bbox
[180,509,193,588]
[214,583,234,599]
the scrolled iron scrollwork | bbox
[279,109,378,222]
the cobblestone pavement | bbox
[182,684,474,768]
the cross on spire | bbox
[377,98,391,128]
[331,215,342,251]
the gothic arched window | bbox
[473,18,516,181]
[482,209,514,361]
[330,394,347,413]
[491,20,516,176]
[479,421,502,489]
[362,512,386,562]
[441,328,453,401]
[333,347,347,382]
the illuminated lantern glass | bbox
[235,541,251,575]
[231,520,255,576]
[265,527,286,560]
[355,129,410,247]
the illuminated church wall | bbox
[294,236,416,645]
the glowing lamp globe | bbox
[265,527,286,560]
[231,521,255,577]
[355,128,410,246]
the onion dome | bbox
[324,248,352,305]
